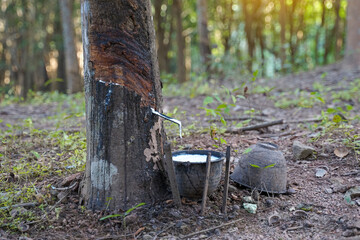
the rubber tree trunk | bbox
[59,0,83,94]
[80,0,168,210]
[197,0,211,69]
[344,0,360,68]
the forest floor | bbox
[0,63,360,240]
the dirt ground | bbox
[1,63,360,240]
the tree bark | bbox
[173,0,187,83]
[81,0,168,210]
[197,0,211,69]
[59,0,83,94]
[344,0,360,67]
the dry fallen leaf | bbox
[334,147,349,158]
[134,227,145,236]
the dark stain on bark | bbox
[87,0,154,107]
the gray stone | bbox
[265,199,274,207]
[315,168,327,178]
[142,234,153,240]
[292,141,315,159]
[169,209,181,218]
[57,191,68,203]
[344,186,360,205]
[124,213,137,225]
[183,144,194,150]
[243,203,257,214]
[228,185,238,193]
[242,196,255,203]
[286,188,296,195]
[233,205,240,211]
[342,229,358,237]
[325,188,333,194]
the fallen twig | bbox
[341,170,360,176]
[226,119,284,133]
[258,131,295,138]
[0,202,37,210]
[96,233,133,240]
[225,117,322,134]
[208,116,267,123]
[153,223,175,240]
[283,225,304,240]
[285,118,322,124]
[51,182,78,191]
[179,218,244,239]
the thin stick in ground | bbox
[221,146,231,214]
[200,152,211,216]
[163,142,182,207]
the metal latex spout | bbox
[151,108,182,138]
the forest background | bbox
[0,0,354,100]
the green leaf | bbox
[220,117,227,127]
[332,114,342,123]
[44,78,63,87]
[214,95,222,103]
[203,96,213,106]
[264,163,276,169]
[249,164,260,168]
[327,108,336,114]
[217,103,227,109]
[231,95,237,104]
[316,96,325,104]
[237,95,246,100]
[346,105,353,111]
[220,138,227,144]
[100,214,122,221]
[124,202,145,216]
[243,148,252,154]
[31,151,40,159]
[251,70,259,81]
[232,88,240,93]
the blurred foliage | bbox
[0,0,350,98]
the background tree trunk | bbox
[197,0,211,69]
[279,0,286,70]
[59,0,82,93]
[81,0,168,210]
[173,0,187,83]
[344,0,360,68]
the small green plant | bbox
[99,202,145,228]
[249,163,276,169]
